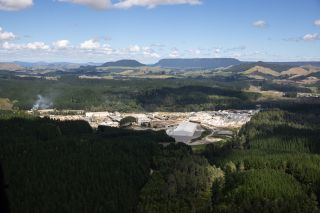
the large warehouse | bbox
[166,121,203,143]
[172,122,198,137]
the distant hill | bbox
[0,63,24,71]
[12,61,82,70]
[243,66,281,79]
[229,61,320,82]
[86,62,103,66]
[154,58,241,69]
[281,67,310,76]
[301,65,320,73]
[13,61,48,67]
[101,59,145,67]
[271,61,320,67]
[226,61,294,73]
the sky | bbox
[0,0,319,63]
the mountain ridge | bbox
[154,58,241,69]
[2,58,320,72]
[101,59,146,67]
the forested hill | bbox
[154,58,241,69]
[225,61,295,73]
[101,59,146,67]
[1,104,320,212]
[0,111,174,212]
[271,61,320,67]
[204,106,320,212]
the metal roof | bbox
[173,122,198,137]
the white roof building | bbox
[172,122,198,137]
[85,112,110,118]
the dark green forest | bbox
[205,107,320,212]
[0,77,258,111]
[0,111,174,212]
[1,76,318,112]
[1,104,320,212]
[0,76,320,212]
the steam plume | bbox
[32,95,53,110]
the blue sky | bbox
[0,0,319,63]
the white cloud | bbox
[214,48,220,53]
[188,48,201,55]
[1,0,203,11]
[1,41,50,50]
[114,45,160,58]
[253,20,268,28]
[0,0,32,11]
[1,41,22,50]
[58,0,112,10]
[169,48,179,58]
[303,33,319,41]
[142,46,160,58]
[52,40,70,49]
[314,19,320,27]
[128,44,141,52]
[212,48,221,57]
[102,43,113,53]
[145,52,160,58]
[0,27,16,40]
[1,39,160,60]
[113,0,202,9]
[80,39,100,49]
[25,42,50,50]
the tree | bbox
[224,161,237,174]
[119,116,137,127]
[0,163,9,213]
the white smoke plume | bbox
[32,95,53,110]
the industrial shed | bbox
[172,122,198,137]
[166,121,203,143]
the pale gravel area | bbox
[31,109,259,145]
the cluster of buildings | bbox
[34,109,258,144]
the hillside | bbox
[272,61,320,67]
[281,67,310,76]
[243,66,281,78]
[226,61,293,73]
[0,61,85,71]
[101,59,145,67]
[154,58,241,69]
[226,61,320,82]
[302,65,320,73]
